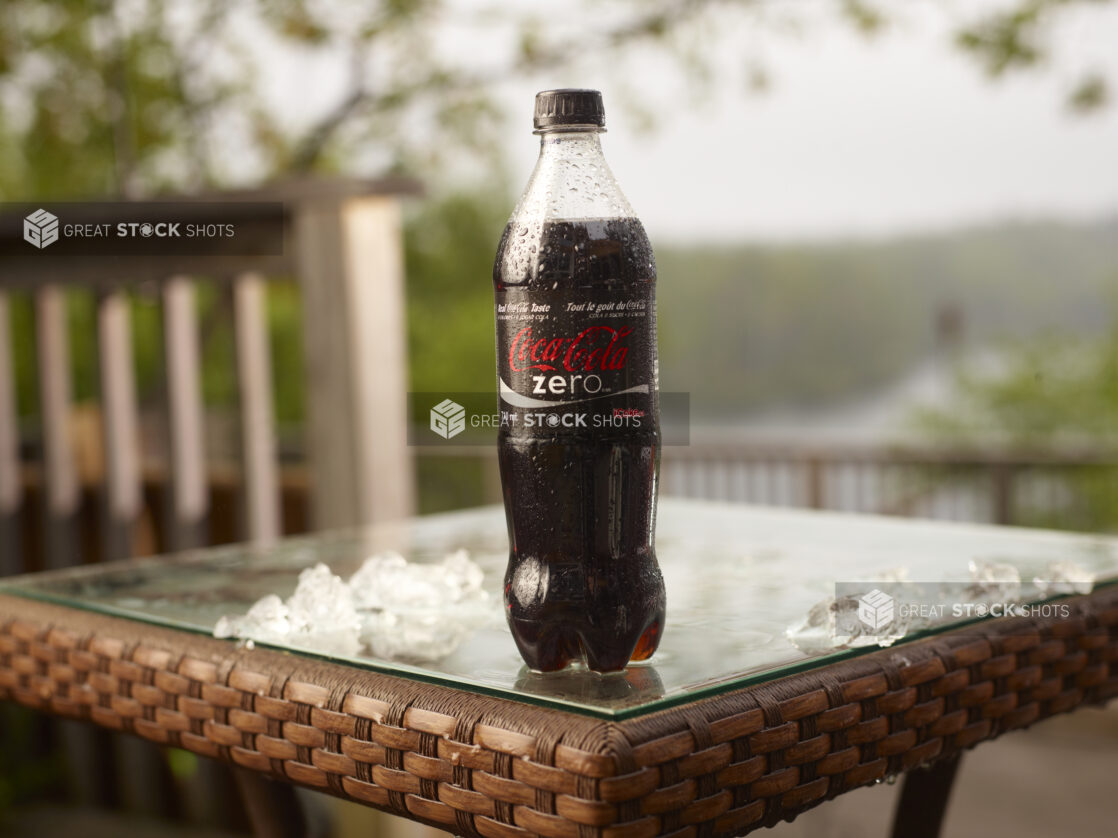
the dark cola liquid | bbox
[494,218,665,672]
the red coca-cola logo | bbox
[508,326,632,373]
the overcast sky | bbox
[259,0,1118,243]
[490,1,1118,243]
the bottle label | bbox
[495,286,657,436]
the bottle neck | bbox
[536,128,605,166]
[513,127,634,222]
[537,125,603,143]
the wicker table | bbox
[2,499,1117,838]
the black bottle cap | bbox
[533,89,605,130]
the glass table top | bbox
[4,499,1118,719]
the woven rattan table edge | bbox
[2,589,1116,838]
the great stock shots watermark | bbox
[411,392,690,446]
[832,581,1076,646]
[4,202,286,259]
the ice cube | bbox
[213,616,236,640]
[786,585,932,655]
[785,595,861,654]
[1034,560,1094,597]
[287,564,360,634]
[349,549,492,661]
[348,550,488,610]
[214,594,291,643]
[213,567,362,656]
[440,549,485,598]
[966,560,1021,604]
[360,611,470,663]
[285,564,362,655]
[242,594,292,638]
[214,550,492,662]
[347,552,405,610]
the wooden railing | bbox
[660,442,1117,527]
[417,442,1118,530]
[0,178,423,825]
[0,177,420,572]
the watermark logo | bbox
[430,398,466,439]
[857,588,895,631]
[407,392,691,446]
[23,208,59,249]
[4,201,286,258]
[823,581,1075,649]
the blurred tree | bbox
[404,189,510,392]
[913,316,1118,449]
[955,0,1113,111]
[0,0,1112,201]
[0,0,743,198]
[911,303,1118,531]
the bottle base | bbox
[508,617,663,673]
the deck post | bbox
[0,292,20,572]
[162,277,209,550]
[991,464,1015,525]
[294,195,414,529]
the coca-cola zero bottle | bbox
[494,89,665,672]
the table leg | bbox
[234,769,308,838]
[889,755,962,838]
